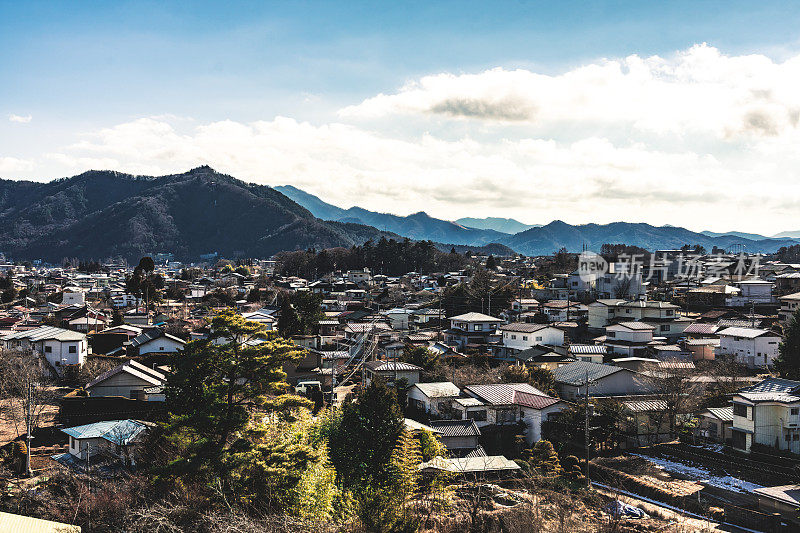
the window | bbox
[68,345,76,354]
[607,331,616,338]
[474,324,483,331]
[536,336,542,341]
[467,410,487,421]
[666,310,674,316]
[159,346,164,350]
[660,325,670,332]
[792,408,799,416]
[732,429,747,450]
[733,403,748,418]
[511,335,517,340]
[44,345,52,353]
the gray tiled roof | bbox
[428,419,481,437]
[552,361,625,386]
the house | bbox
[498,323,565,354]
[427,419,482,456]
[419,455,521,477]
[604,322,655,357]
[752,485,800,522]
[86,360,166,400]
[407,381,461,416]
[363,360,422,386]
[382,308,413,330]
[731,378,800,454]
[445,312,503,349]
[510,298,540,313]
[1,326,87,375]
[587,299,627,330]
[124,328,186,357]
[463,383,566,444]
[61,419,152,465]
[510,345,575,369]
[552,360,652,400]
[779,292,800,324]
[62,287,86,305]
[240,310,276,329]
[540,300,587,323]
[696,406,733,443]
[621,399,673,447]
[715,327,781,368]
[111,294,142,308]
[729,278,775,306]
[566,344,607,363]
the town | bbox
[2,244,800,532]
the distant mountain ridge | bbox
[274,185,507,246]
[503,220,800,256]
[455,217,539,234]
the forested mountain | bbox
[502,220,799,256]
[274,185,507,246]
[455,216,539,234]
[0,167,397,261]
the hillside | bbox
[455,216,539,234]
[501,220,799,256]
[274,185,508,246]
[0,167,396,261]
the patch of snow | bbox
[687,443,724,453]
[630,454,763,494]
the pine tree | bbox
[776,308,800,380]
[524,440,562,477]
[485,254,497,270]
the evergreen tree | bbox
[776,308,800,380]
[523,439,562,476]
[388,429,422,517]
[277,296,302,336]
[163,310,309,482]
[328,381,404,488]
[485,254,497,270]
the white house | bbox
[381,308,413,330]
[62,287,86,306]
[729,279,775,306]
[111,294,142,308]
[62,419,151,464]
[463,383,566,444]
[125,329,186,357]
[407,381,461,416]
[731,378,800,454]
[604,322,655,357]
[241,310,276,329]
[1,326,87,375]
[716,327,781,368]
[779,292,800,324]
[446,312,503,349]
[587,299,627,330]
[498,323,565,352]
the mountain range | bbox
[277,184,800,256]
[0,167,398,261]
[0,168,797,261]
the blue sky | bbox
[3,1,800,233]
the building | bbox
[62,419,152,464]
[1,326,87,375]
[445,312,503,350]
[779,292,800,324]
[715,327,781,368]
[498,323,565,353]
[124,328,187,357]
[85,360,166,400]
[731,378,800,454]
[587,299,627,330]
[407,381,461,416]
[0,512,80,533]
[427,420,482,456]
[604,322,655,357]
[552,360,652,400]
[696,406,733,443]
[363,360,422,386]
[463,383,565,444]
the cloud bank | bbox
[4,44,800,234]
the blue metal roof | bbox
[61,419,148,445]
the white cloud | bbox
[340,44,800,140]
[0,157,35,173]
[10,44,800,235]
[8,114,32,124]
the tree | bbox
[523,440,561,476]
[277,296,302,336]
[388,429,422,519]
[528,366,556,395]
[163,310,309,481]
[293,291,324,335]
[402,345,439,372]
[485,254,497,270]
[328,380,404,489]
[776,308,800,380]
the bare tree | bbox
[0,349,57,440]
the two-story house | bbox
[715,327,781,368]
[604,322,655,357]
[1,326,87,375]
[445,312,503,349]
[779,292,800,324]
[731,378,800,454]
[497,323,565,356]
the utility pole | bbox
[25,382,35,477]
[584,370,591,488]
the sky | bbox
[3,1,800,235]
